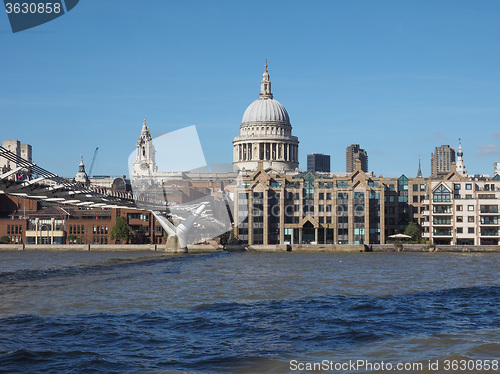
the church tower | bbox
[456,138,467,176]
[132,119,157,177]
[74,154,90,186]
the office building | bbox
[346,144,368,173]
[431,145,455,177]
[0,140,32,170]
[307,153,330,172]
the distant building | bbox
[494,161,500,176]
[431,145,456,177]
[0,140,32,169]
[346,144,368,173]
[74,154,90,186]
[307,153,330,172]
[455,139,467,177]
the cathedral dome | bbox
[242,98,290,125]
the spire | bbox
[79,153,85,171]
[456,138,467,176]
[417,155,422,178]
[259,59,273,99]
[75,153,89,184]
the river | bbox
[0,251,499,373]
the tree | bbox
[404,222,422,242]
[110,217,130,243]
[0,236,10,244]
[67,234,76,244]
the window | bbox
[413,184,418,191]
[465,195,472,199]
[468,227,475,234]
[457,205,463,211]
[354,192,364,199]
[457,227,463,233]
[420,184,426,191]
[454,184,461,190]
[319,193,324,200]
[468,216,475,223]
[326,217,331,224]
[433,184,451,202]
[326,193,332,200]
[318,217,324,223]
[457,216,463,222]
[468,205,474,211]
[413,196,418,203]
[398,175,408,191]
[466,184,472,190]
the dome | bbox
[242,98,290,125]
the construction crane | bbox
[88,147,99,177]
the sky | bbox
[1,1,500,178]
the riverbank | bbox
[1,243,500,252]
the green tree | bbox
[67,234,76,244]
[110,217,130,243]
[0,236,10,244]
[404,222,422,242]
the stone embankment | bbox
[0,244,499,252]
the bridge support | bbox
[151,203,207,253]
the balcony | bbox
[433,229,452,237]
[480,229,499,237]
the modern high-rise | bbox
[307,153,330,172]
[431,145,456,177]
[346,144,368,173]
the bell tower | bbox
[132,119,157,176]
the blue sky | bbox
[1,1,500,178]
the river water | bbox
[0,250,499,373]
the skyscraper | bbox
[346,144,368,173]
[431,145,456,177]
[307,153,330,172]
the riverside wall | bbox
[0,244,499,252]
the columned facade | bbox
[233,61,299,172]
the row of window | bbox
[93,225,109,234]
[68,225,85,235]
[6,225,23,234]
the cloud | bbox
[493,133,500,140]
[476,144,500,156]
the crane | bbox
[88,147,99,177]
